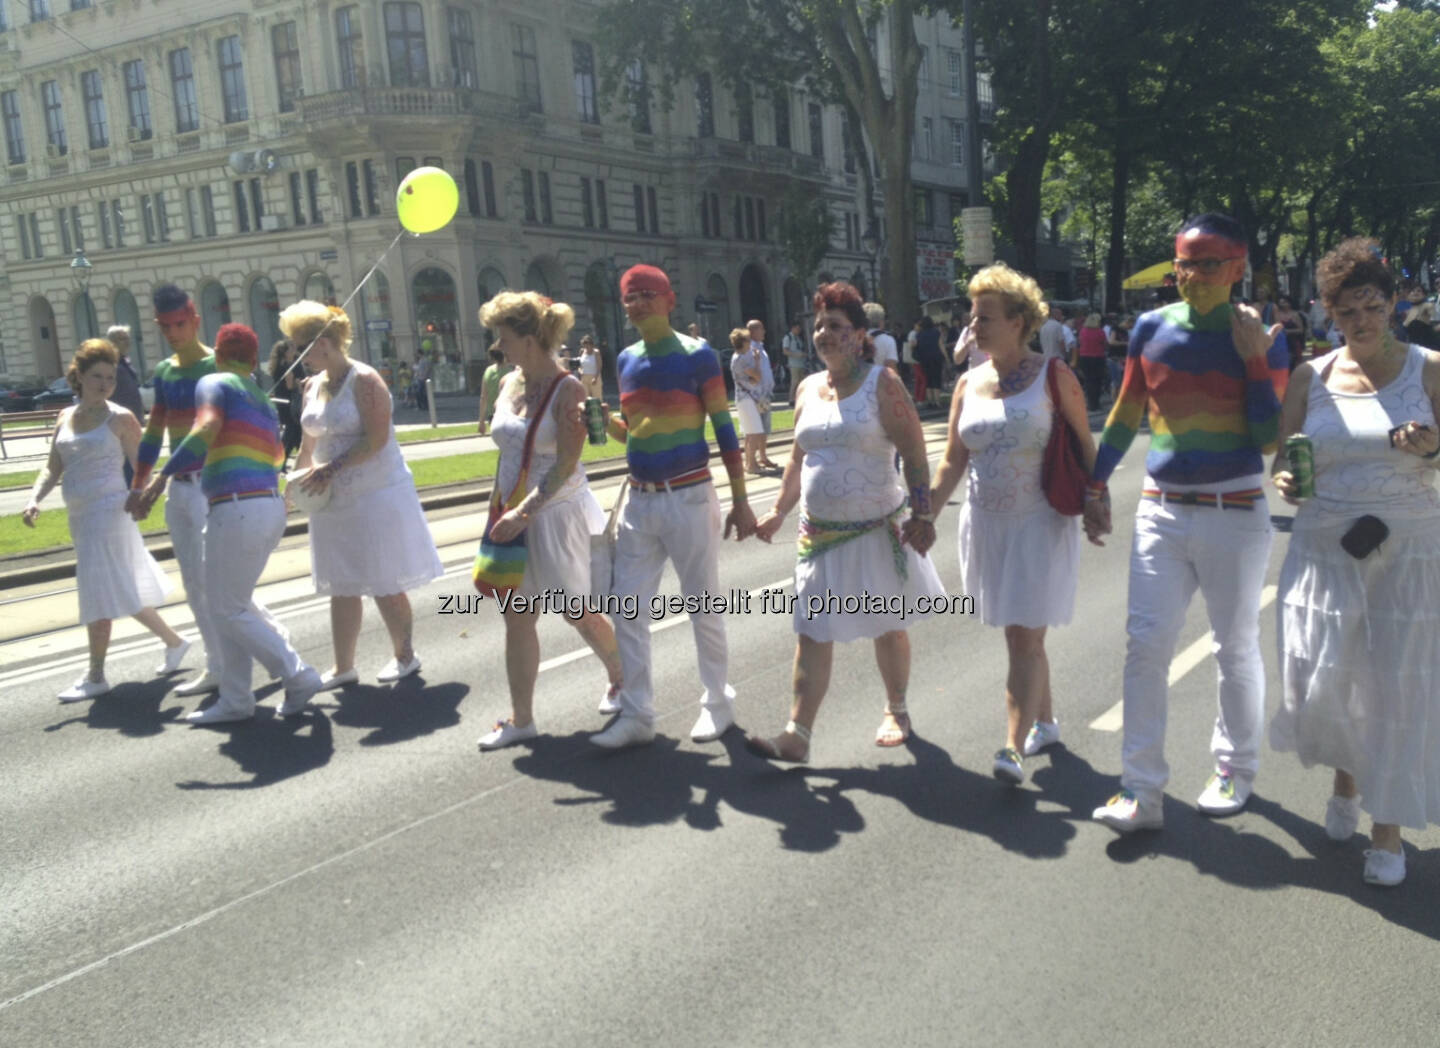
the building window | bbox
[595,177,607,228]
[110,199,123,246]
[949,192,968,225]
[272,22,302,113]
[627,60,650,134]
[233,181,250,232]
[449,7,477,88]
[949,119,964,166]
[141,193,156,243]
[346,161,362,218]
[2,91,24,164]
[699,195,709,238]
[40,80,66,155]
[841,118,856,173]
[773,91,790,149]
[304,170,322,225]
[97,200,111,247]
[758,199,767,241]
[30,1,50,21]
[81,71,108,149]
[17,214,30,259]
[538,171,552,225]
[521,168,536,222]
[580,176,594,228]
[29,212,42,256]
[573,42,598,124]
[705,192,720,239]
[364,159,380,215]
[249,178,264,225]
[385,2,429,87]
[733,196,742,239]
[58,207,72,254]
[482,161,497,217]
[337,6,364,90]
[808,102,823,160]
[512,24,541,110]
[395,155,415,185]
[218,36,248,123]
[290,172,306,225]
[633,183,645,233]
[916,116,932,162]
[152,195,166,242]
[123,60,151,139]
[695,73,714,138]
[914,188,933,228]
[735,82,753,143]
[744,197,755,241]
[185,187,197,238]
[199,186,216,236]
[170,49,198,132]
[646,185,658,234]
[947,49,962,96]
[69,205,83,250]
[464,159,481,216]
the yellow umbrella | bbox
[1122,260,1174,290]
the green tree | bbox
[776,186,836,292]
[593,0,931,314]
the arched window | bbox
[72,291,99,341]
[303,271,335,305]
[248,276,282,356]
[198,282,232,345]
[112,289,146,376]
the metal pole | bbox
[425,377,438,428]
[962,0,984,208]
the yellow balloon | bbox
[396,166,459,234]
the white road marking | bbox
[1087,584,1277,732]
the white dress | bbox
[792,364,946,643]
[491,375,605,598]
[956,357,1080,628]
[1270,344,1440,829]
[300,363,444,597]
[731,347,765,436]
[57,404,171,624]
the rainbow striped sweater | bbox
[1092,302,1288,487]
[132,353,215,488]
[617,331,743,485]
[161,371,282,499]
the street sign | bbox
[319,249,339,261]
[365,319,391,332]
[694,296,718,314]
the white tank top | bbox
[795,363,905,522]
[957,357,1055,514]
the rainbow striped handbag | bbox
[473,374,565,600]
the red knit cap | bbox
[215,323,260,368]
[620,264,672,298]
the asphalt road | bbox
[2,434,1439,1048]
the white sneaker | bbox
[156,638,192,675]
[58,677,110,703]
[1196,770,1252,816]
[279,667,323,716]
[1325,794,1362,841]
[597,682,623,715]
[478,719,539,751]
[185,700,253,724]
[992,747,1025,785]
[174,672,220,697]
[1021,719,1061,757]
[690,703,735,743]
[591,715,656,749]
[318,668,360,691]
[1363,847,1406,887]
[1092,789,1164,833]
[377,654,421,682]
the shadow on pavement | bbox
[1096,789,1440,941]
[44,679,186,737]
[321,677,469,747]
[175,704,335,790]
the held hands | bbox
[1390,421,1440,459]
[21,501,39,528]
[901,516,936,556]
[477,419,488,436]
[296,463,335,496]
[1272,469,1301,505]
[129,478,166,521]
[1082,494,1112,546]
[489,507,528,543]
[724,500,757,541]
[1231,303,1283,362]
[754,510,785,543]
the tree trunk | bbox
[1104,146,1131,313]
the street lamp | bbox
[861,221,881,302]
[69,248,92,292]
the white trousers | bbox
[1120,488,1273,806]
[611,482,733,723]
[204,497,307,712]
[165,479,222,674]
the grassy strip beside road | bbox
[0,409,795,556]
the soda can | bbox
[1285,434,1315,498]
[584,397,607,445]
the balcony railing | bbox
[298,86,512,123]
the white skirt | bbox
[69,492,172,624]
[1270,517,1440,830]
[309,474,444,597]
[793,524,947,643]
[520,487,605,597]
[735,398,763,437]
[958,500,1079,628]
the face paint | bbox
[1174,228,1246,315]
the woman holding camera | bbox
[1270,238,1440,887]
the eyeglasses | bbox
[1174,257,1244,274]
[622,290,661,305]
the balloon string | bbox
[269,228,409,395]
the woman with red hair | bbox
[747,282,943,762]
